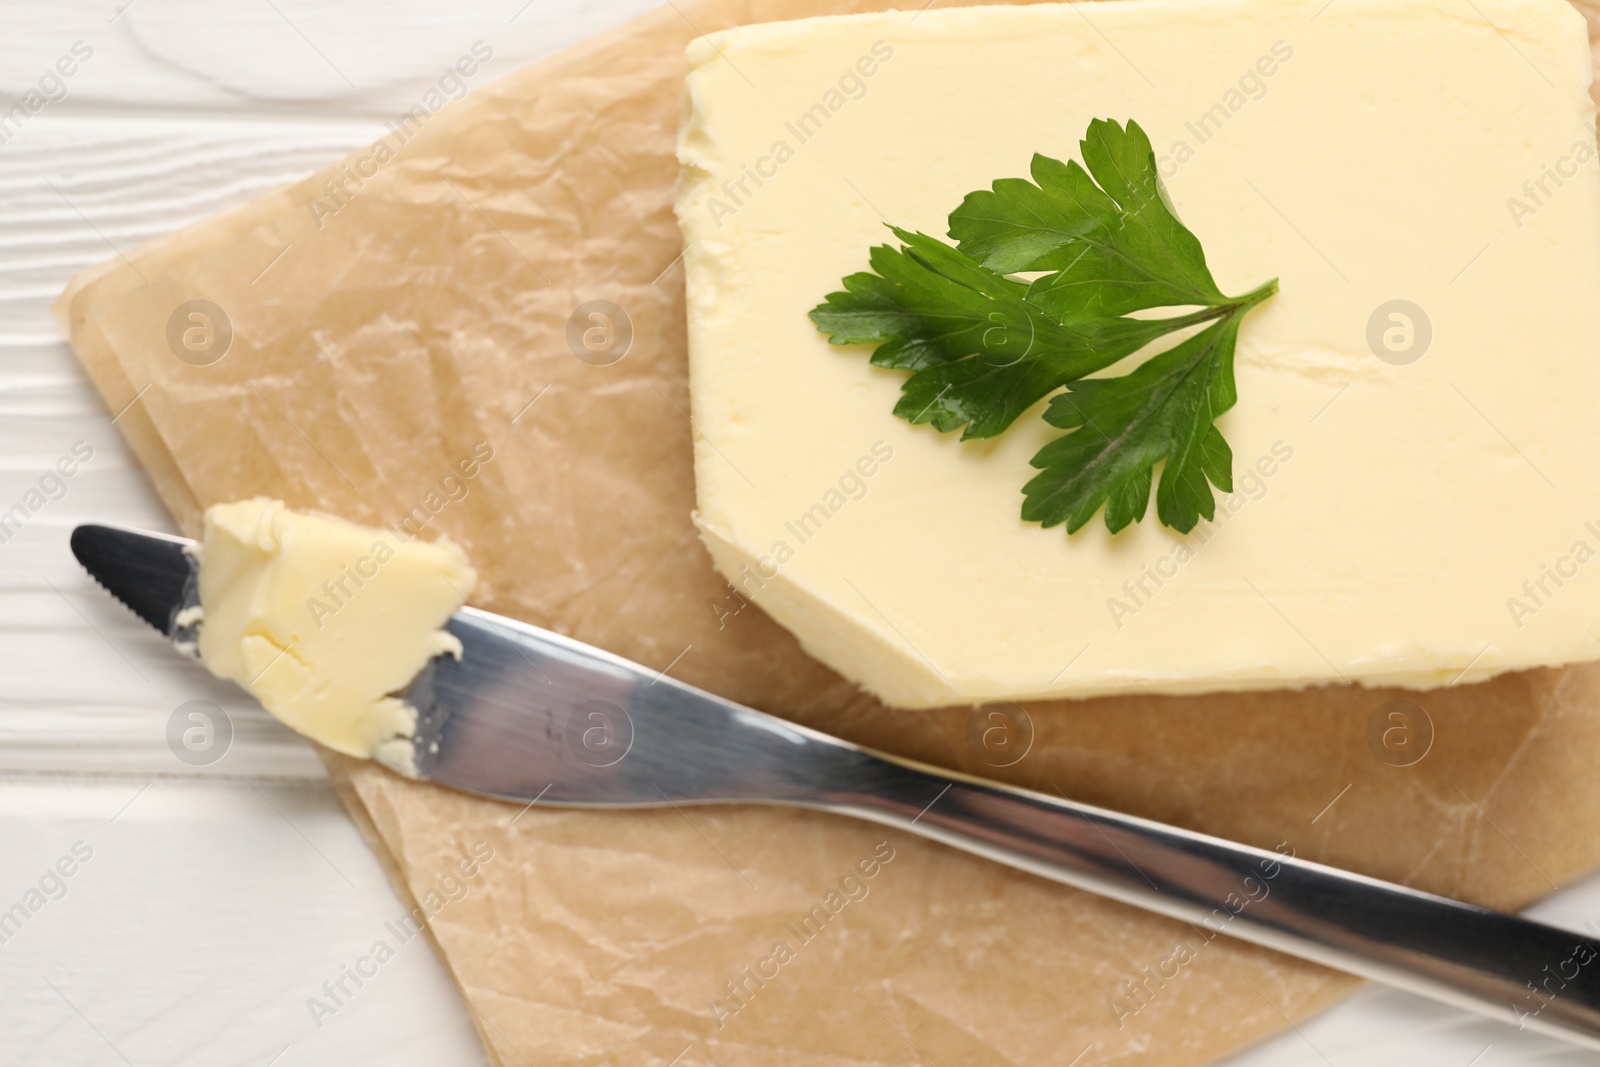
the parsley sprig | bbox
[810,119,1276,535]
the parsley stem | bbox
[1226,277,1280,314]
[1155,279,1277,334]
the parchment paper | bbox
[54,1,1600,1063]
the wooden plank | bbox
[0,116,384,778]
[0,778,488,1065]
[0,0,663,111]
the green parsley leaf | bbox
[809,118,1277,536]
[1024,316,1235,534]
[949,119,1229,322]
[809,227,1223,440]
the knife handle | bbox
[814,749,1600,1049]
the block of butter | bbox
[677,0,1600,707]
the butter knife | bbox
[70,522,1600,1051]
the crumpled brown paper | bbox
[54,0,1600,1063]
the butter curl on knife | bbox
[192,498,475,775]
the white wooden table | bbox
[3,2,1599,1063]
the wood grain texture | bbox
[0,778,489,1066]
[15,1,1600,1065]
[0,3,667,1066]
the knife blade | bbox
[70,522,1600,1051]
